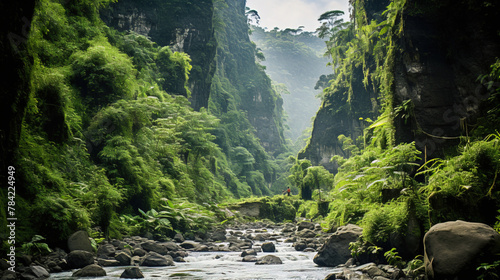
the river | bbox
[48,227,342,279]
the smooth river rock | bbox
[255,255,283,265]
[424,220,500,279]
[67,231,93,253]
[313,224,363,267]
[66,250,94,269]
[72,264,106,277]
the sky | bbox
[246,0,350,32]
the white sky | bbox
[246,0,351,32]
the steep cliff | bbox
[102,0,285,156]
[393,0,500,157]
[300,0,500,170]
[101,0,216,110]
[210,0,286,156]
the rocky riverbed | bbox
[1,221,419,280]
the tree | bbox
[316,10,346,39]
[246,8,260,25]
[303,165,333,202]
[288,157,312,200]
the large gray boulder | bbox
[313,224,363,267]
[297,221,315,231]
[261,242,276,252]
[68,231,93,253]
[255,255,283,265]
[140,252,175,267]
[72,264,106,277]
[66,250,94,269]
[20,265,50,280]
[424,220,500,279]
[97,243,116,257]
[120,267,144,278]
[115,252,132,266]
[141,241,169,255]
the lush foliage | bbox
[2,0,293,251]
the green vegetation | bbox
[1,0,295,251]
[2,1,500,276]
[290,0,500,264]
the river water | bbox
[49,228,342,279]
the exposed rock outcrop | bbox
[101,0,216,110]
[300,0,500,170]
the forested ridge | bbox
[2,0,500,279]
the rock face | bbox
[393,2,500,157]
[299,0,500,171]
[68,231,94,253]
[424,220,500,279]
[101,0,216,110]
[313,224,363,267]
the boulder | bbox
[115,252,132,266]
[241,249,257,257]
[313,224,363,267]
[174,233,185,243]
[68,231,94,253]
[97,258,121,267]
[140,252,175,267]
[97,244,116,257]
[296,229,317,238]
[161,241,182,251]
[253,233,271,241]
[120,267,144,278]
[20,266,50,280]
[242,255,258,262]
[180,241,200,250]
[141,241,169,255]
[297,221,315,231]
[282,223,296,233]
[356,263,391,278]
[255,255,283,265]
[66,250,94,269]
[72,264,106,277]
[133,248,147,257]
[261,242,276,252]
[209,229,227,241]
[424,220,500,279]
[1,271,17,280]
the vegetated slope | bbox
[250,26,331,145]
[285,0,500,263]
[0,0,288,249]
[300,0,500,171]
